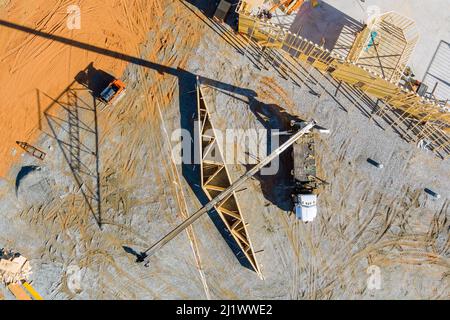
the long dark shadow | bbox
[40,83,102,229]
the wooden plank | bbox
[204,166,224,186]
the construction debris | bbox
[0,249,44,300]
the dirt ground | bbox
[0,0,448,299]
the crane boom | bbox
[139,120,317,264]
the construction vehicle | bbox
[0,249,43,300]
[99,79,126,104]
[137,120,318,264]
[290,121,324,222]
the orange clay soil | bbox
[0,0,161,177]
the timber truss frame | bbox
[347,12,419,84]
[196,79,263,279]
